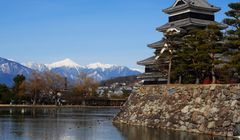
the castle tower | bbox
[137,0,224,85]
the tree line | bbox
[0,72,99,105]
[158,2,240,84]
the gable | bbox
[173,0,186,7]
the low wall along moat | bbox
[114,84,240,137]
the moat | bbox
[0,107,235,140]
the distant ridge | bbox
[86,62,116,69]
[30,58,142,81]
[0,57,141,86]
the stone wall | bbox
[113,84,240,137]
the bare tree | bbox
[42,71,65,105]
[74,72,99,98]
[25,72,45,105]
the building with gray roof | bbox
[137,0,225,85]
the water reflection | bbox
[0,108,124,140]
[114,123,236,140]
[0,108,236,140]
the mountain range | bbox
[0,57,141,86]
[0,57,33,86]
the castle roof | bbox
[163,0,220,14]
[148,40,164,49]
[137,56,156,66]
[157,18,225,32]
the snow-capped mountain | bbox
[0,57,33,86]
[24,62,49,72]
[86,62,115,70]
[48,58,83,69]
[26,59,141,81]
[84,62,141,81]
[47,59,84,81]
[0,57,141,86]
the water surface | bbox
[0,108,235,140]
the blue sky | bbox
[0,0,238,69]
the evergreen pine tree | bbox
[179,28,212,84]
[12,74,26,103]
[223,2,240,79]
[198,24,224,84]
[155,29,184,84]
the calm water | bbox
[0,108,236,140]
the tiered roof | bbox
[157,0,223,32]
[137,0,223,84]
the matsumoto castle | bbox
[137,0,226,85]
